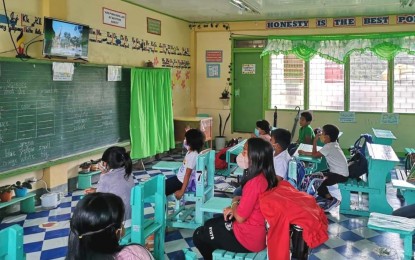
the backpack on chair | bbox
[347,134,372,179]
[349,134,372,157]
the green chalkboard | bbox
[0,60,130,174]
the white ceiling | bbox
[123,0,414,22]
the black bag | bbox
[290,225,309,260]
[348,150,368,179]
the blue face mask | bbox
[254,128,260,137]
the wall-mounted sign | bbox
[380,113,399,125]
[206,50,223,62]
[108,65,122,81]
[206,64,220,78]
[339,112,356,123]
[266,19,309,29]
[147,17,161,35]
[316,19,327,27]
[333,17,356,27]
[242,64,256,74]
[363,16,389,25]
[397,15,415,24]
[103,8,126,28]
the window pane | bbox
[309,57,344,111]
[270,54,304,109]
[393,53,415,113]
[234,39,267,48]
[350,52,387,112]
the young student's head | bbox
[67,193,125,260]
[321,124,340,143]
[255,120,271,136]
[102,146,132,179]
[185,128,205,153]
[270,128,291,154]
[299,111,313,127]
[242,137,277,190]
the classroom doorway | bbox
[233,52,264,132]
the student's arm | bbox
[303,135,313,145]
[174,168,192,200]
[223,196,246,223]
[298,135,323,157]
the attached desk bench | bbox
[339,143,399,216]
[392,147,415,204]
[216,139,247,177]
[293,144,324,174]
[152,161,183,174]
[372,128,397,182]
[78,170,101,190]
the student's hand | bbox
[298,150,305,155]
[223,207,233,221]
[84,188,96,194]
[250,133,256,138]
[232,196,241,203]
[315,132,321,139]
[174,190,184,200]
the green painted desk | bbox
[0,193,35,213]
[294,143,324,174]
[340,143,399,216]
[152,161,183,173]
[200,197,232,214]
[372,128,397,145]
[220,139,247,177]
[78,170,101,189]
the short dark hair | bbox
[102,146,132,179]
[270,128,291,151]
[256,120,271,133]
[322,124,339,142]
[67,193,125,260]
[185,128,205,153]
[301,111,313,122]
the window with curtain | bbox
[309,57,344,111]
[270,54,304,109]
[350,52,387,112]
[393,53,415,113]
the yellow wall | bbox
[194,19,415,153]
[0,0,191,189]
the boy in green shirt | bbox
[297,111,315,145]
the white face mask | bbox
[236,153,249,169]
[183,140,190,151]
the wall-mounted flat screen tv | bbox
[43,17,89,60]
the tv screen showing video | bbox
[43,17,89,60]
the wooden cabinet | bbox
[174,117,213,148]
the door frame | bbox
[231,43,270,133]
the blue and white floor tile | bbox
[1,155,414,259]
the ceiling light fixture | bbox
[229,0,261,14]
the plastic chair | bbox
[166,149,215,229]
[0,224,25,260]
[120,174,166,260]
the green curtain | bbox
[130,68,175,159]
[261,32,415,63]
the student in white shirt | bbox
[298,124,348,212]
[270,128,292,181]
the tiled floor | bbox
[0,153,413,260]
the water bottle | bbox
[288,157,297,187]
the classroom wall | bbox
[194,19,415,154]
[0,0,191,189]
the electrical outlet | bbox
[25,177,37,183]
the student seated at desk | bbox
[289,111,315,155]
[298,124,348,212]
[165,128,204,199]
[67,193,153,260]
[193,138,277,260]
[271,128,292,181]
[251,119,271,142]
[85,146,134,227]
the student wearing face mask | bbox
[251,120,271,142]
[233,142,249,196]
[165,129,205,199]
[193,138,277,260]
[270,128,292,181]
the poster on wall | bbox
[103,8,126,28]
[206,50,223,62]
[108,65,122,81]
[380,113,399,125]
[206,64,220,78]
[339,112,356,123]
[242,64,256,74]
[147,17,161,35]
